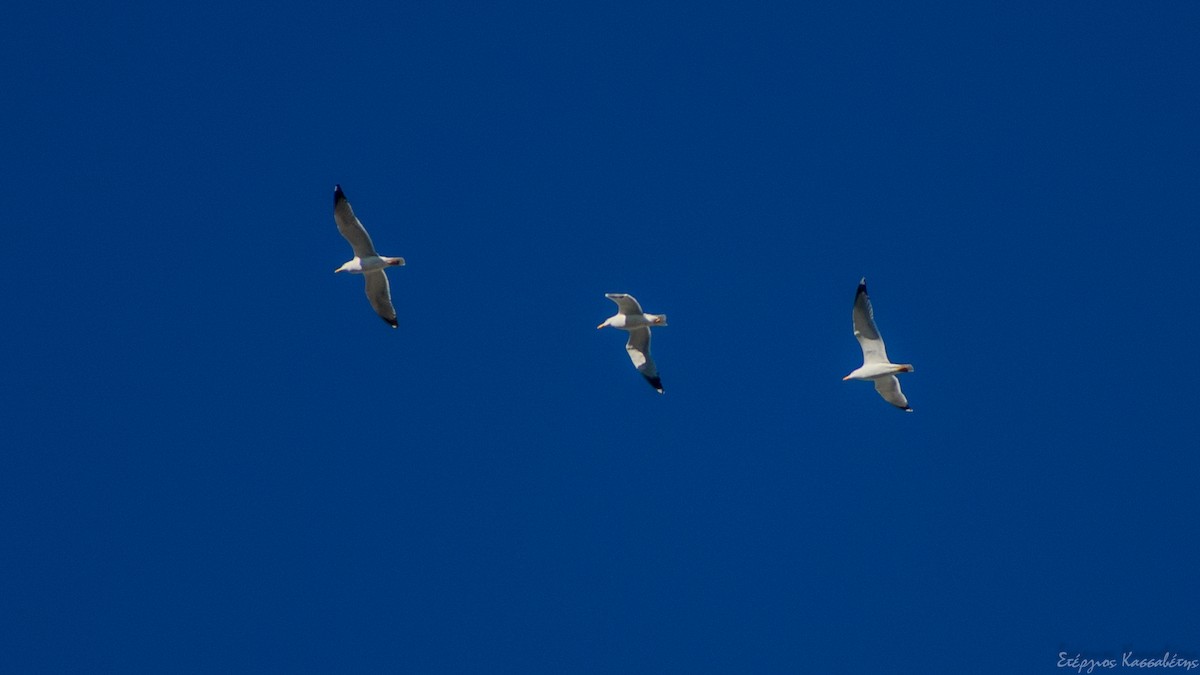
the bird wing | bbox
[606,293,645,316]
[626,327,663,393]
[873,375,912,411]
[853,278,891,364]
[334,185,379,259]
[364,269,398,328]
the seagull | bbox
[843,278,914,411]
[333,185,405,328]
[597,293,668,393]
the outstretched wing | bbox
[334,185,379,259]
[364,269,398,328]
[626,327,663,393]
[853,278,890,364]
[873,375,912,411]
[606,293,645,316]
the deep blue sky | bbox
[3,1,1199,672]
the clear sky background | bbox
[3,1,1198,672]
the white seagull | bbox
[843,278,914,411]
[597,293,668,393]
[333,185,405,328]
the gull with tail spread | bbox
[843,278,914,411]
[597,293,667,393]
[333,185,405,328]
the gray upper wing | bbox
[364,269,398,328]
[873,375,911,411]
[606,293,645,316]
[334,185,379,259]
[626,327,663,393]
[853,278,890,364]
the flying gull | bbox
[597,293,668,393]
[333,185,405,328]
[843,278,914,411]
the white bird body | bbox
[843,278,914,411]
[844,362,911,381]
[335,255,406,274]
[332,185,405,328]
[598,293,667,393]
[597,312,666,330]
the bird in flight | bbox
[843,278,914,411]
[598,293,668,393]
[333,185,405,328]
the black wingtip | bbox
[334,184,346,205]
[383,317,398,328]
[855,280,869,305]
[645,375,664,393]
